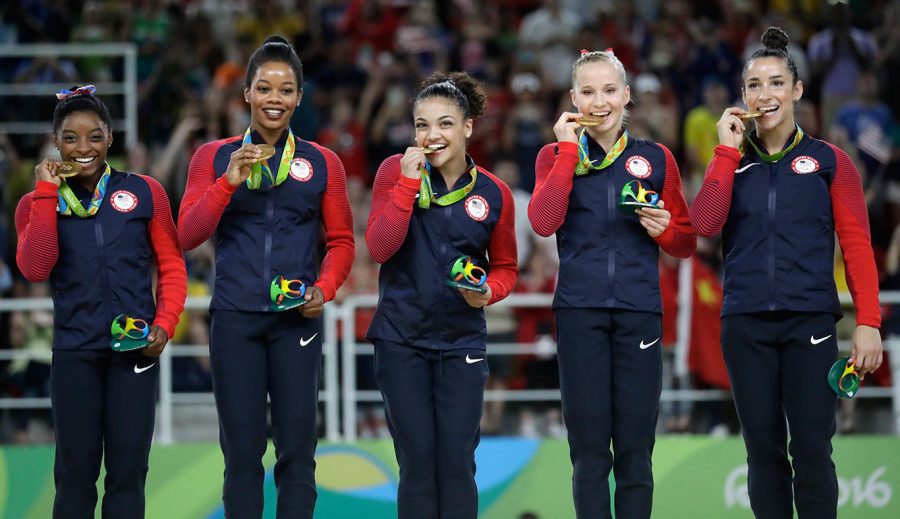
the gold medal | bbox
[256,144,276,162]
[58,161,82,178]
[420,146,443,155]
[736,111,763,120]
[576,115,604,126]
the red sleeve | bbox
[689,145,742,237]
[483,173,519,305]
[15,181,60,282]
[654,144,696,258]
[365,154,421,264]
[310,142,355,302]
[828,144,881,327]
[528,142,579,237]
[177,141,237,250]
[141,176,187,338]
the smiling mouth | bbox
[262,108,285,119]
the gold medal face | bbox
[736,111,763,120]
[576,115,604,126]
[257,144,276,161]
[58,161,83,177]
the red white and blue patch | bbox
[465,195,489,222]
[625,155,652,178]
[290,158,314,182]
[791,156,819,174]
[111,190,138,213]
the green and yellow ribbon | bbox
[243,127,296,189]
[574,130,629,176]
[743,126,805,163]
[418,162,478,209]
[57,163,110,218]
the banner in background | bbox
[1,437,897,518]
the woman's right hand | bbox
[400,146,426,180]
[34,158,61,187]
[225,144,262,186]
[716,107,748,150]
[553,111,582,144]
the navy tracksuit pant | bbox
[555,308,663,519]
[210,310,322,519]
[722,311,839,519]
[51,349,159,519]
[374,339,489,519]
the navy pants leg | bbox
[51,349,159,519]
[374,340,488,519]
[722,312,838,519]
[210,310,322,519]
[555,309,662,519]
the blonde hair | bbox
[572,49,627,87]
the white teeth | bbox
[591,111,610,117]
[760,106,778,113]
[263,109,283,116]
[74,157,94,163]
[428,144,446,150]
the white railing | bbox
[3,289,900,442]
[0,44,138,150]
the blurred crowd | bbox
[1,0,899,443]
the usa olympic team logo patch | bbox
[290,158,313,182]
[111,190,138,213]
[465,195,489,222]
[791,156,819,174]
[625,155,652,178]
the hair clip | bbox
[581,49,590,56]
[56,85,96,100]
[605,47,614,54]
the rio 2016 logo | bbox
[725,465,892,509]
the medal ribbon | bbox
[418,162,478,209]
[243,127,296,189]
[57,163,111,218]
[744,126,804,163]
[574,130,628,176]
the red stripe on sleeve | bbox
[827,143,881,327]
[689,145,742,237]
[654,144,696,257]
[15,181,60,282]
[310,142,355,302]
[528,142,579,237]
[365,154,421,264]
[177,140,238,250]
[481,171,519,304]
[141,176,187,338]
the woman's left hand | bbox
[300,286,325,318]
[143,326,169,357]
[850,325,883,380]
[636,200,671,238]
[460,284,492,309]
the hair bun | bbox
[761,27,789,52]
[263,35,290,46]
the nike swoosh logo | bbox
[735,163,760,174]
[465,355,485,364]
[300,333,318,347]
[639,338,660,350]
[810,334,833,345]
[134,363,156,374]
